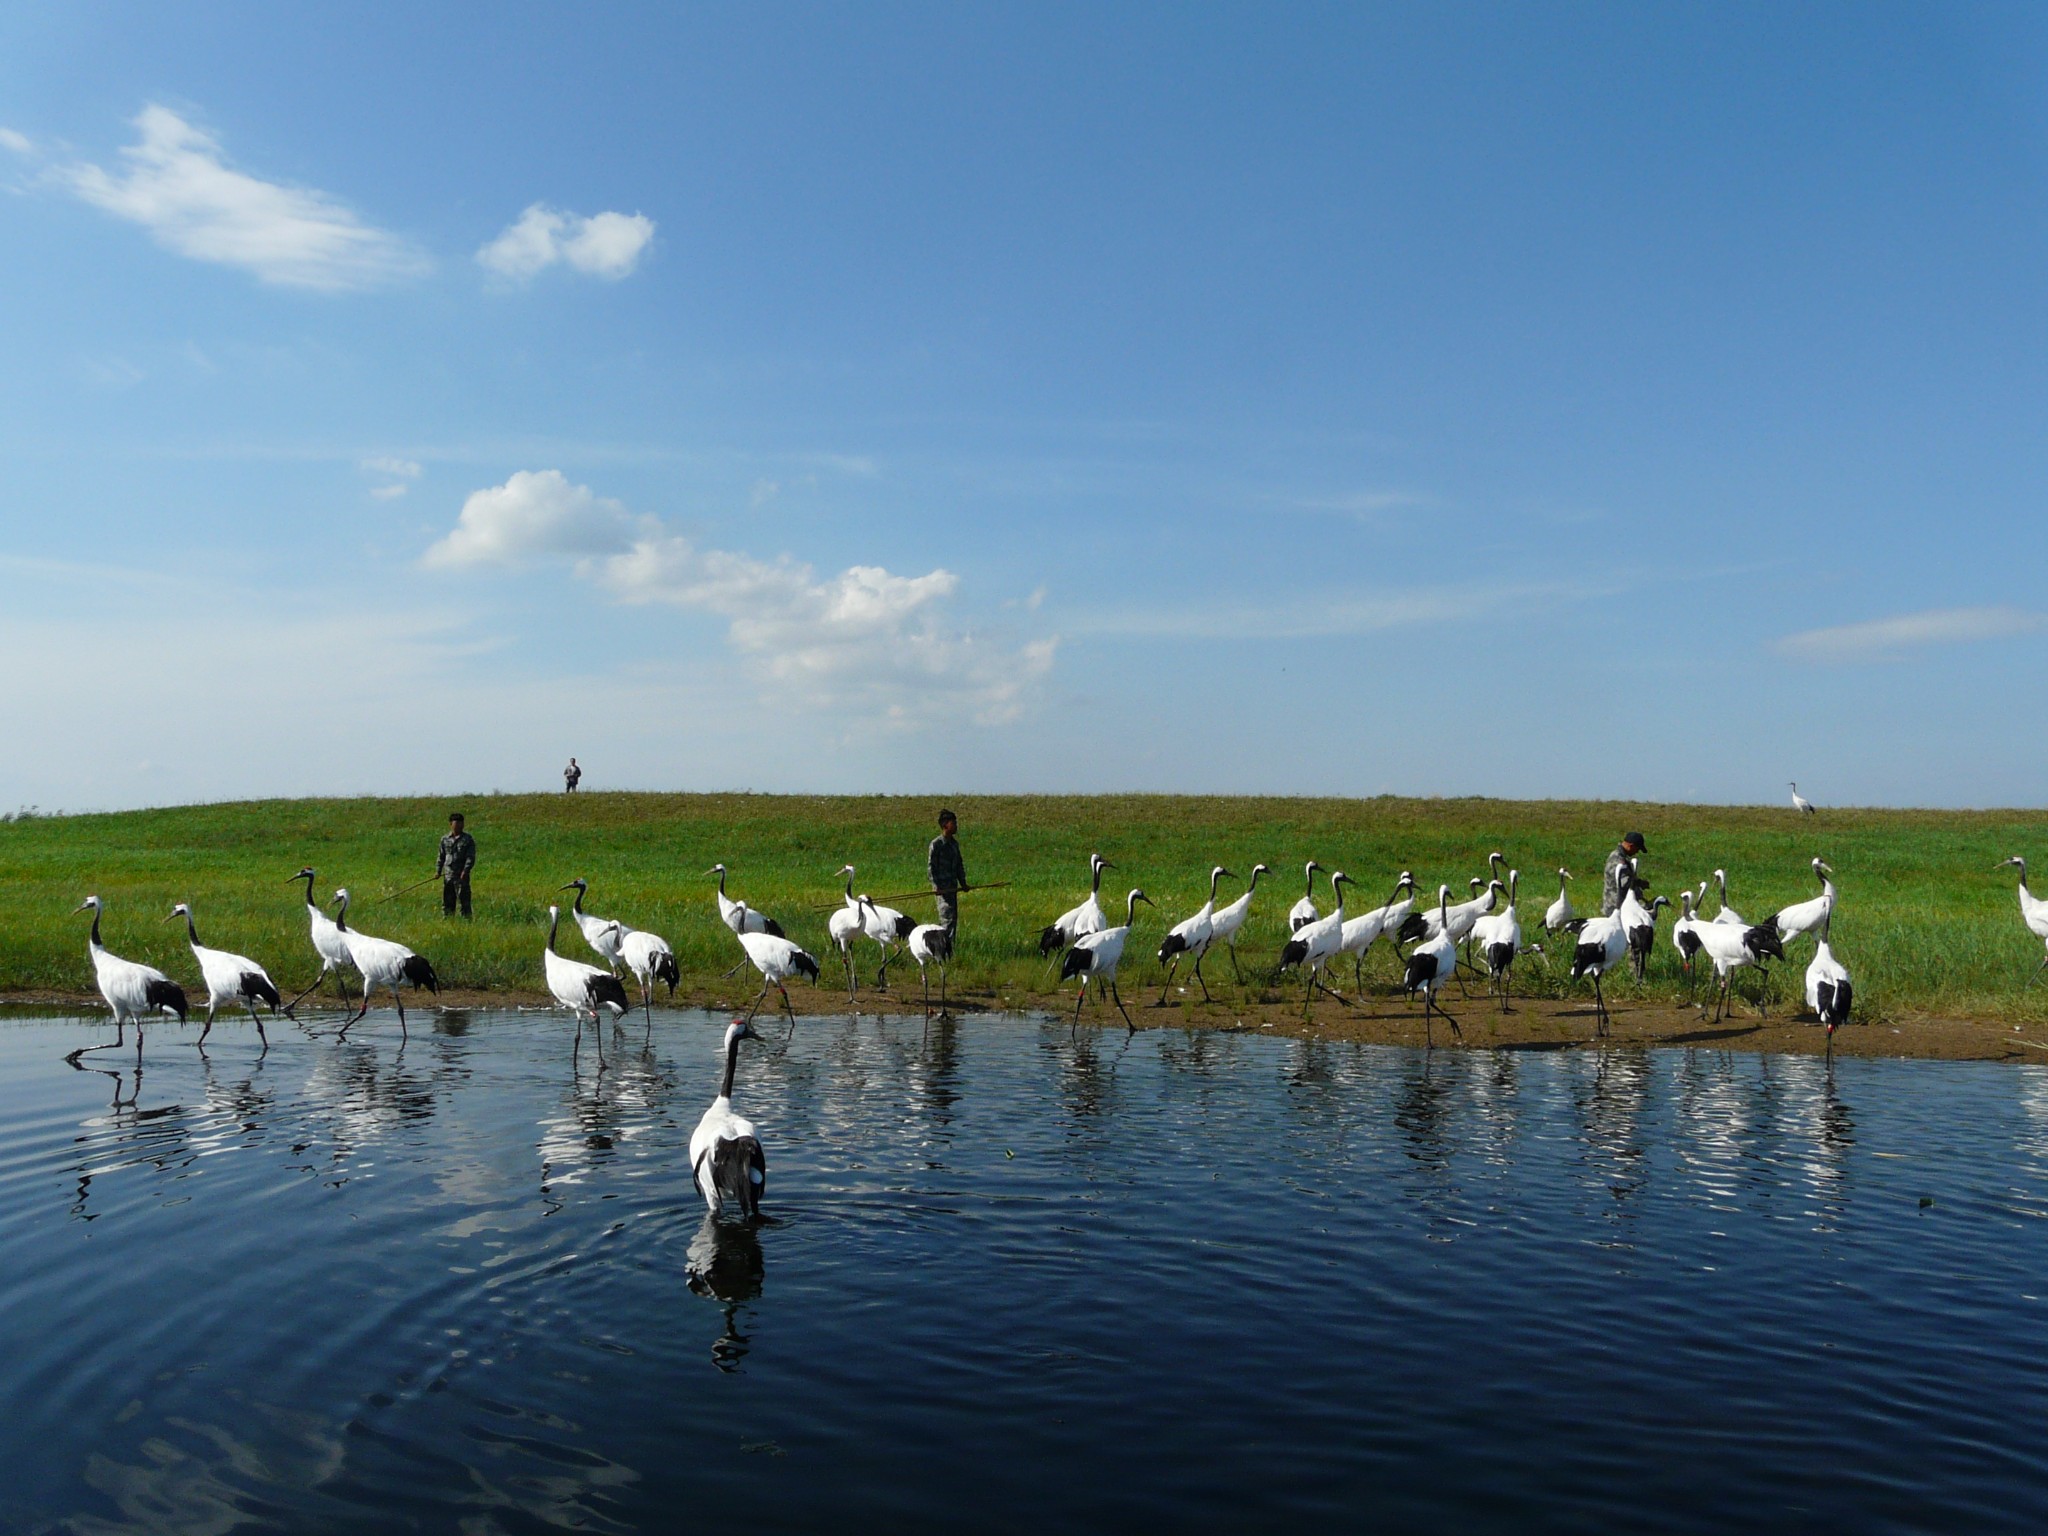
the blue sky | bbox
[3,3,2046,810]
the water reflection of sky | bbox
[0,1016,2046,1533]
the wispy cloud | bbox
[39,105,428,290]
[1778,606,2048,663]
[424,470,1054,724]
[1070,581,1589,641]
[477,204,655,282]
[360,455,423,499]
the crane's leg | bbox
[1112,980,1134,1035]
[284,966,327,1017]
[1423,988,1434,1048]
[939,964,949,1020]
[396,993,408,1040]
[1313,970,1352,1007]
[922,965,932,1019]
[1071,979,1087,1035]
[843,948,857,1004]
[135,1024,145,1063]
[2032,953,2048,987]
[1592,973,1607,1037]
[1228,942,1244,984]
[247,1001,270,1048]
[1156,957,1178,1007]
[780,984,798,1039]
[743,978,770,1026]
[197,1005,216,1049]
[1194,950,1213,1004]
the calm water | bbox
[1,1008,2046,1533]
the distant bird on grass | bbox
[74,896,186,1060]
[332,889,438,1039]
[1996,856,2048,985]
[1062,888,1152,1033]
[1790,782,1817,816]
[166,901,283,1048]
[284,866,356,1014]
[691,1020,767,1218]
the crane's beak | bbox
[557,882,580,892]
[160,910,178,924]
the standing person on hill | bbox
[564,757,582,792]
[1601,830,1649,916]
[928,808,969,940]
[439,812,477,919]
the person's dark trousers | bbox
[936,893,958,941]
[444,876,472,918]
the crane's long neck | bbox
[1303,866,1316,899]
[718,1031,742,1101]
[572,886,586,914]
[334,896,350,932]
[1209,868,1223,902]
[1090,860,1104,896]
[1125,891,1142,925]
[87,908,102,949]
[298,871,318,909]
[843,869,855,902]
[547,908,561,954]
[1247,867,1264,893]
[183,910,201,946]
[717,868,729,897]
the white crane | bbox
[855,892,917,989]
[1996,857,2048,984]
[690,1019,767,1218]
[558,878,626,972]
[1772,859,1837,946]
[1569,906,1629,1037]
[1806,917,1852,1037]
[1473,869,1532,1011]
[1672,889,1706,997]
[1156,865,1235,1004]
[1401,886,1461,1044]
[544,903,631,1042]
[708,864,785,938]
[1287,861,1323,932]
[1620,887,1669,983]
[1543,868,1578,938]
[1278,871,1354,1017]
[1039,853,1113,957]
[331,888,440,1039]
[1205,862,1270,982]
[1409,876,1499,946]
[1709,869,1746,927]
[618,927,680,1025]
[1060,888,1153,1033]
[828,867,866,1001]
[1338,872,1418,992]
[73,896,187,1059]
[735,928,820,1035]
[906,920,953,1019]
[1790,781,1816,816]
[165,902,283,1048]
[283,866,356,1013]
[1692,919,1786,1024]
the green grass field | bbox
[5,792,2047,1022]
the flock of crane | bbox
[57,832,2048,1220]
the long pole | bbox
[378,874,444,904]
[811,880,1012,911]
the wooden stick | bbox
[811,881,1012,911]
[377,873,444,904]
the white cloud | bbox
[1777,606,2048,663]
[1073,581,1587,640]
[421,469,648,568]
[360,456,422,479]
[427,470,1054,725]
[369,483,409,501]
[0,128,32,156]
[50,105,429,290]
[477,203,655,282]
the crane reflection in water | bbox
[687,1214,766,1373]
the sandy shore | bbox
[5,983,2042,1062]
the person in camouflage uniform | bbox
[439,813,477,918]
[928,808,968,939]
[1601,830,1648,916]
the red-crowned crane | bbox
[708,864,785,938]
[558,878,626,972]
[828,869,866,1002]
[1672,889,1706,997]
[283,867,356,1014]
[73,896,186,1060]
[544,903,630,1060]
[907,921,953,1019]
[1806,917,1852,1038]
[331,888,439,1039]
[1061,888,1153,1034]
[1692,919,1787,1024]
[1039,854,1112,957]
[1772,859,1837,947]
[1205,862,1270,982]
[1620,885,1669,983]
[1277,871,1354,1018]
[1543,868,1579,939]
[1287,860,1323,932]
[736,929,820,1037]
[1569,906,1629,1037]
[1710,868,1746,927]
[1790,782,1816,816]
[690,1020,766,1218]
[166,902,283,1048]
[1473,869,1534,1011]
[1402,886,1461,1045]
[1156,865,1235,1004]
[1997,857,2048,984]
[856,892,917,990]
[1338,872,1418,992]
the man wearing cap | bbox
[928,809,969,940]
[439,812,477,919]
[1602,831,1649,916]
